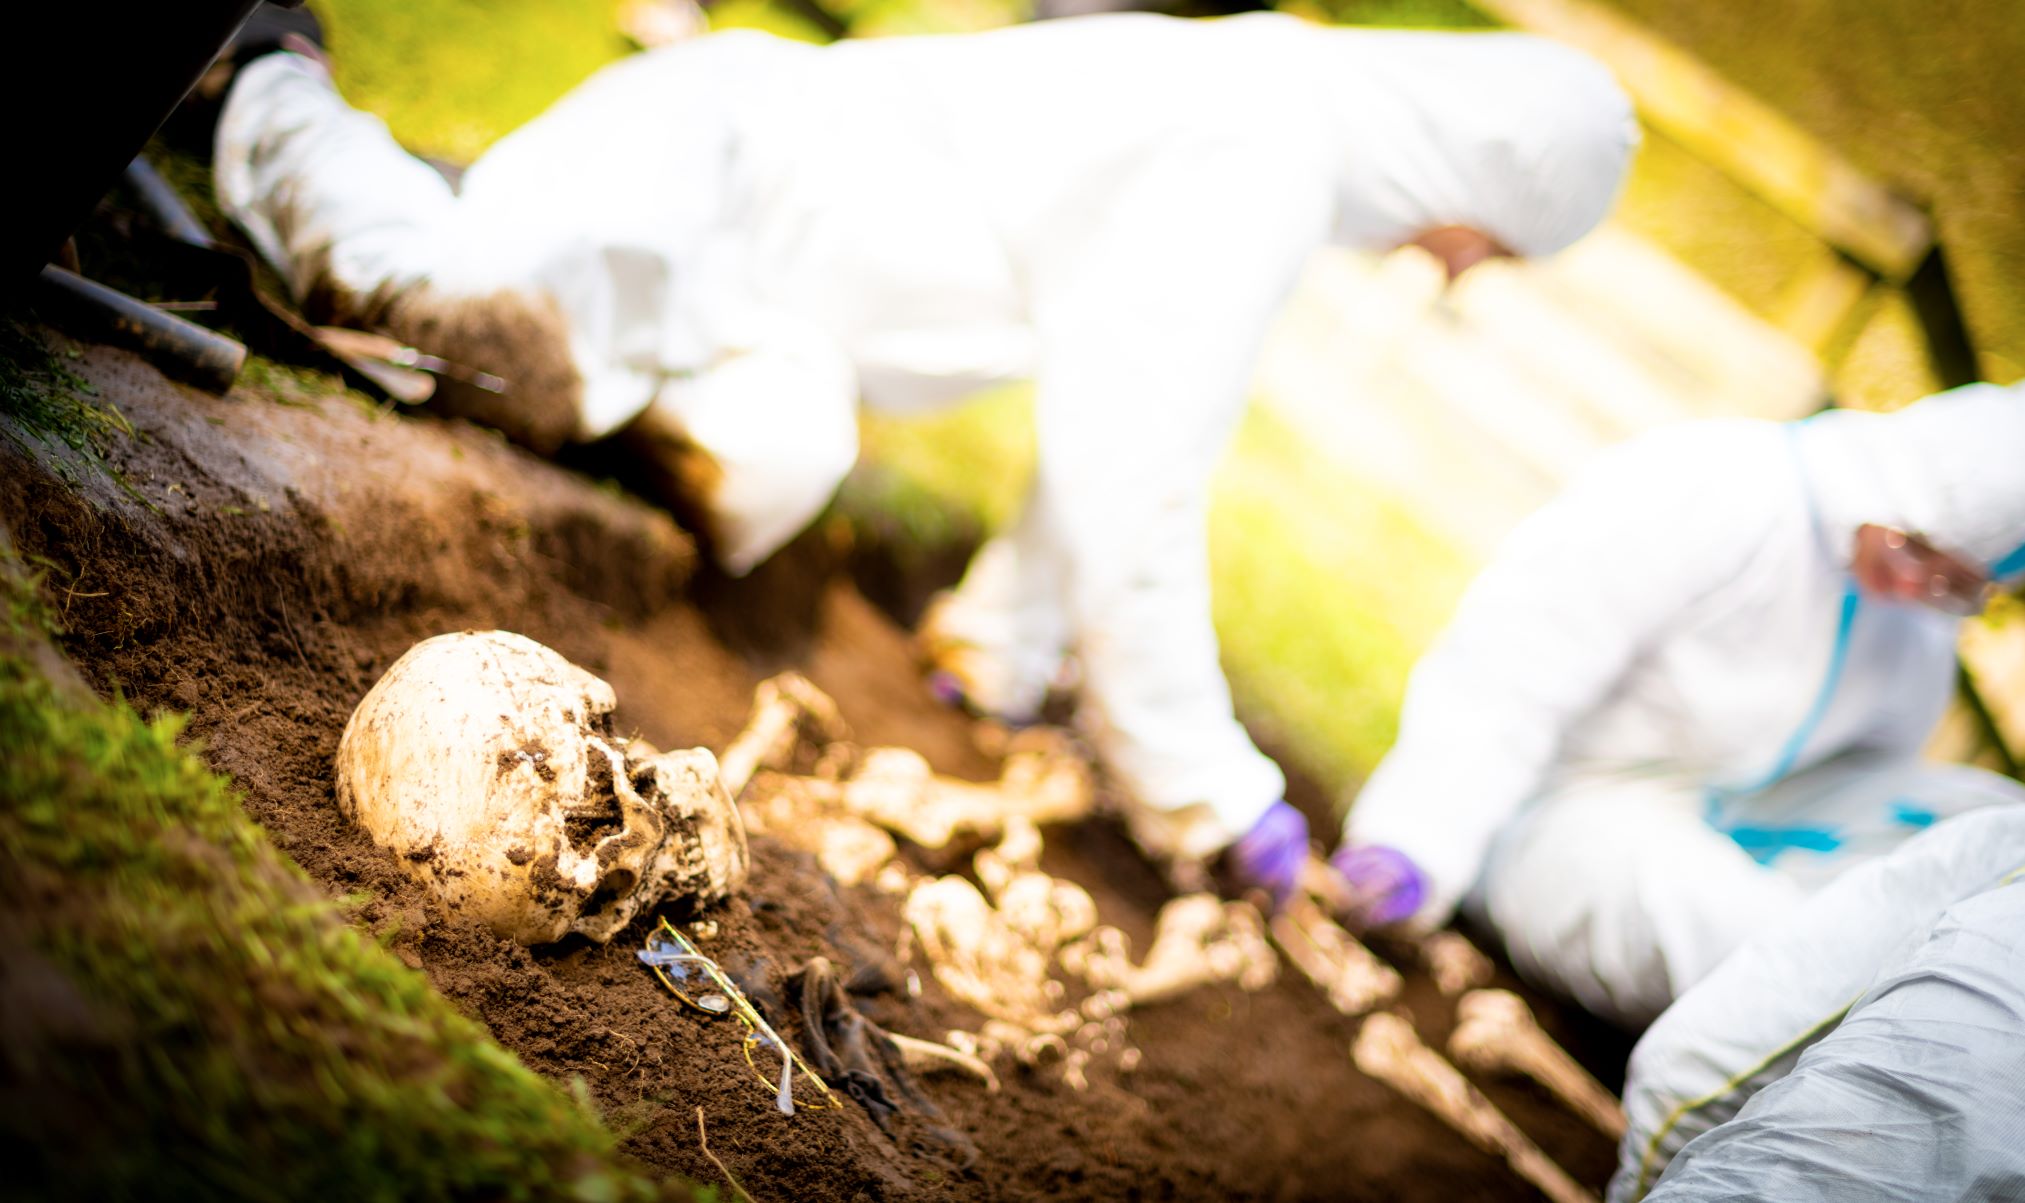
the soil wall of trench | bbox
[0,334,1630,1201]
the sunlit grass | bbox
[315,0,632,162]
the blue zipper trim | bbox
[1992,538,2025,581]
[1728,576,1862,803]
[1707,425,1860,846]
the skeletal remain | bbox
[1450,989,1626,1140]
[886,1031,1002,1092]
[1421,931,1495,997]
[1354,1012,1597,1203]
[335,631,748,945]
[719,672,847,799]
[1270,896,1402,1016]
[723,674,1094,852]
[843,742,1093,848]
[1083,894,1277,1005]
[974,817,1099,956]
[903,876,1076,1037]
[737,772,897,887]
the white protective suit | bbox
[1613,804,2025,1202]
[215,14,1635,851]
[1346,382,2025,1025]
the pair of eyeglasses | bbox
[638,918,841,1115]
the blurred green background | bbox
[309,0,2021,803]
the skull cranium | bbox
[335,630,748,945]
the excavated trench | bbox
[0,331,1631,1200]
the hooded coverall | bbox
[1346,382,2025,1025]
[216,14,1636,857]
[1613,804,2025,1202]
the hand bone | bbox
[1270,897,1402,1016]
[1449,989,1626,1140]
[1354,1012,1597,1203]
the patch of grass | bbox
[842,384,1036,547]
[0,570,682,1201]
[1281,0,1492,28]
[0,321,143,499]
[239,352,385,416]
[315,0,634,163]
[1209,408,1472,796]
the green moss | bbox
[0,572,676,1201]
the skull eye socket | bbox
[581,866,640,917]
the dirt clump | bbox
[1,333,1627,1200]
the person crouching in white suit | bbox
[1336,382,2025,1025]
[213,13,1637,902]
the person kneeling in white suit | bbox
[1336,382,2025,1023]
[213,12,1635,901]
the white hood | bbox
[1795,381,2025,578]
[1320,30,1639,257]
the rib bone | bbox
[1449,989,1626,1140]
[1354,1012,1597,1203]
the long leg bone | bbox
[1270,897,1402,1016]
[1354,1012,1597,1203]
[1449,989,1626,1140]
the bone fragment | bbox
[903,877,1072,1034]
[1421,931,1495,997]
[1450,989,1627,1140]
[1354,1012,1597,1203]
[738,773,896,887]
[1086,895,1277,1006]
[843,743,1092,849]
[1270,897,1401,1016]
[886,1031,1002,1092]
[719,673,847,799]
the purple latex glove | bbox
[1329,844,1426,928]
[1229,800,1310,907]
[926,669,971,711]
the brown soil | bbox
[1,334,1630,1201]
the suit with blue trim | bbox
[1346,381,2025,1026]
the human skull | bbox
[335,630,748,945]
